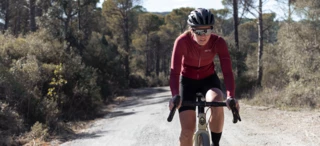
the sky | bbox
[97,0,225,12]
[142,0,225,12]
[97,0,295,21]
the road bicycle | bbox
[167,93,241,146]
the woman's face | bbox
[191,26,213,46]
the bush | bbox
[29,122,49,141]
[235,75,257,99]
[129,73,148,88]
[262,44,289,89]
[0,102,25,144]
[245,23,320,109]
[60,53,102,120]
[0,29,106,142]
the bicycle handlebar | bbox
[167,95,241,123]
[182,101,227,107]
[167,104,177,122]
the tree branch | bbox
[241,0,258,18]
[262,24,273,32]
[238,7,248,24]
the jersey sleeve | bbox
[169,36,185,96]
[217,37,236,97]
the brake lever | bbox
[167,95,181,122]
[229,99,241,123]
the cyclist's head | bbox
[186,8,214,46]
[187,8,215,27]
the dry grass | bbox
[241,84,320,111]
[22,139,52,146]
[114,96,128,103]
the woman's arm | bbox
[217,37,235,97]
[169,36,185,96]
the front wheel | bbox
[195,133,210,146]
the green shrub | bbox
[29,122,49,141]
[129,73,148,88]
[235,75,257,99]
[0,29,106,133]
[61,55,102,120]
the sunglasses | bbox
[192,28,214,36]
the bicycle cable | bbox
[205,107,212,132]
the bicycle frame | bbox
[193,94,213,145]
[193,106,210,145]
[167,93,241,146]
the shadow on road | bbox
[126,87,170,97]
[58,87,171,144]
[57,130,109,144]
[108,111,136,118]
[76,130,108,139]
[118,95,170,109]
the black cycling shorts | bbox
[178,73,222,113]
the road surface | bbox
[60,87,320,146]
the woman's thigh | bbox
[179,110,196,132]
[179,76,198,113]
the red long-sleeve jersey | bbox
[169,33,235,97]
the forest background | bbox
[0,0,319,144]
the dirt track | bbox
[59,86,320,146]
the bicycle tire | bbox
[195,133,210,146]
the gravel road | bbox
[60,86,320,146]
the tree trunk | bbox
[233,0,241,77]
[29,0,37,32]
[124,15,130,82]
[257,0,263,86]
[78,0,81,31]
[288,0,291,22]
[156,44,160,77]
[145,33,149,76]
[3,0,10,33]
[65,17,69,40]
[14,7,21,36]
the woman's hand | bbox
[226,97,240,112]
[169,95,182,110]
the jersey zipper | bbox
[197,48,202,79]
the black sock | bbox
[211,132,222,146]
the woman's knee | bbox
[206,88,224,102]
[180,128,195,141]
[179,111,196,142]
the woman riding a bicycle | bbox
[169,8,240,146]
